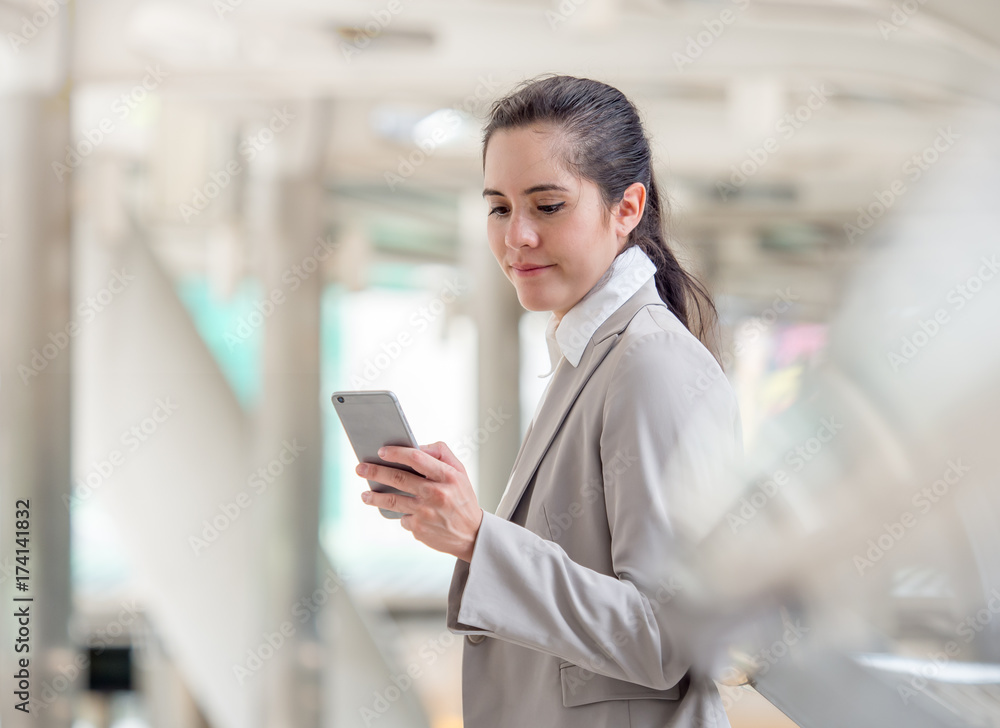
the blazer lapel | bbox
[494,276,666,521]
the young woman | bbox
[358,74,743,727]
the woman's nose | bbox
[505,211,539,249]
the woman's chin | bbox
[516,293,556,313]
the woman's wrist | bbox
[460,508,485,562]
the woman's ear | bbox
[613,182,647,238]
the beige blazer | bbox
[447,275,743,727]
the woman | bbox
[358,74,743,727]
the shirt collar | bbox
[540,245,657,377]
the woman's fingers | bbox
[356,461,421,495]
[418,442,476,509]
[417,442,444,461]
[420,441,467,475]
[361,487,416,515]
[355,442,481,561]
[378,445,449,483]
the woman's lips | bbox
[511,264,554,277]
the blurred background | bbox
[2,0,1000,726]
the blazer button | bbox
[467,634,486,645]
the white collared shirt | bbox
[527,245,657,428]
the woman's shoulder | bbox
[599,300,736,410]
[613,302,721,373]
[601,301,742,449]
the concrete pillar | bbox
[244,100,331,728]
[458,190,523,514]
[0,94,73,728]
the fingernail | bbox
[377,447,386,457]
[361,491,371,503]
[356,463,368,475]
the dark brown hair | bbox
[481,73,721,365]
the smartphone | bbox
[331,390,422,519]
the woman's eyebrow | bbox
[482,183,570,198]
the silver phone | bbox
[331,390,422,519]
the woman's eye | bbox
[488,203,564,218]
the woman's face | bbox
[483,124,644,320]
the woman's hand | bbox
[356,441,484,562]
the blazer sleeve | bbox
[447,329,743,691]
